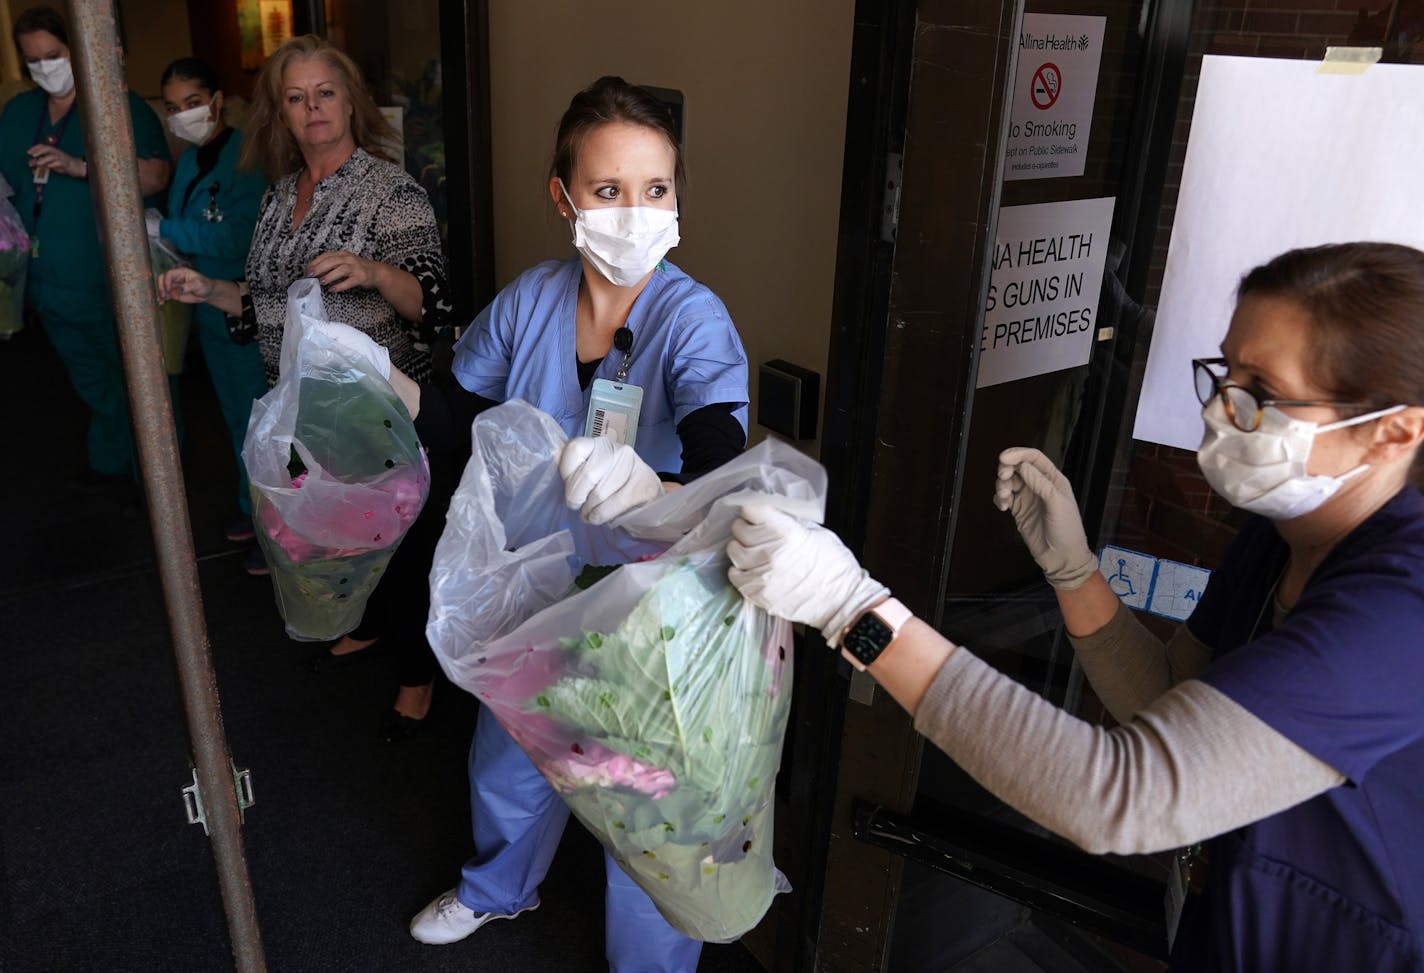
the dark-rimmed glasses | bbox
[1191,358,1375,432]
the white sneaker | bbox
[409,888,540,945]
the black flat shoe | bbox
[380,709,427,744]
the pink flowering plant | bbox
[0,189,28,338]
[484,554,793,945]
[245,279,429,641]
[427,401,826,943]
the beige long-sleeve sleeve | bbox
[910,642,1344,855]
[1065,601,1213,723]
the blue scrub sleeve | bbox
[667,304,749,429]
[0,96,31,199]
[451,295,516,401]
[129,93,171,206]
[131,95,170,160]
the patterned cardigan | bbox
[242,147,452,385]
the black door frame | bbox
[803,0,1200,967]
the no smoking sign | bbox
[1031,63,1061,109]
[1005,14,1104,180]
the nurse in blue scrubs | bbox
[155,57,268,541]
[399,77,749,972]
[0,6,170,481]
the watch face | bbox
[843,611,894,666]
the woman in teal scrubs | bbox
[155,57,267,540]
[0,6,171,480]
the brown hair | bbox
[549,76,684,193]
[1238,241,1424,485]
[13,6,67,59]
[238,35,398,179]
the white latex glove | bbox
[727,503,889,647]
[144,207,162,240]
[993,447,1097,590]
[559,436,663,525]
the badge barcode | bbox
[590,409,606,437]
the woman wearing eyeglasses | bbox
[723,242,1424,971]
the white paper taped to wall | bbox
[1132,56,1424,450]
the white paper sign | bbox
[1099,545,1212,621]
[1004,14,1106,181]
[977,196,1115,388]
[1133,56,1424,449]
[1151,560,1211,622]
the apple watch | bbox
[838,597,912,671]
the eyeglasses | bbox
[1191,358,1375,432]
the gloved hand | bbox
[727,503,889,647]
[993,447,1097,590]
[144,207,162,240]
[559,436,663,525]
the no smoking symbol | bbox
[1031,62,1062,109]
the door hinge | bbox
[881,152,904,243]
[182,761,255,834]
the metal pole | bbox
[66,4,268,970]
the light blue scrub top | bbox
[452,257,749,475]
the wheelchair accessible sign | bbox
[1099,545,1211,622]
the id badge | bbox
[1164,846,1196,953]
[585,378,643,448]
[32,166,50,186]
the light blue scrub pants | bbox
[192,303,266,515]
[459,706,704,972]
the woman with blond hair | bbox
[159,35,454,741]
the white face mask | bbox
[559,179,679,288]
[1196,398,1405,520]
[168,103,217,145]
[28,57,74,97]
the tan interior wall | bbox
[488,0,854,450]
[118,0,193,97]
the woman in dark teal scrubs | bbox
[0,6,170,480]
[156,57,268,540]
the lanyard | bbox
[31,101,76,221]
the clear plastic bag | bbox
[149,237,191,374]
[244,278,430,641]
[0,186,29,340]
[428,400,826,942]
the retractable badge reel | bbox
[204,182,225,223]
[584,326,643,448]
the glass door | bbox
[878,2,1178,967]
[322,0,450,244]
[312,0,493,321]
[845,0,1424,970]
